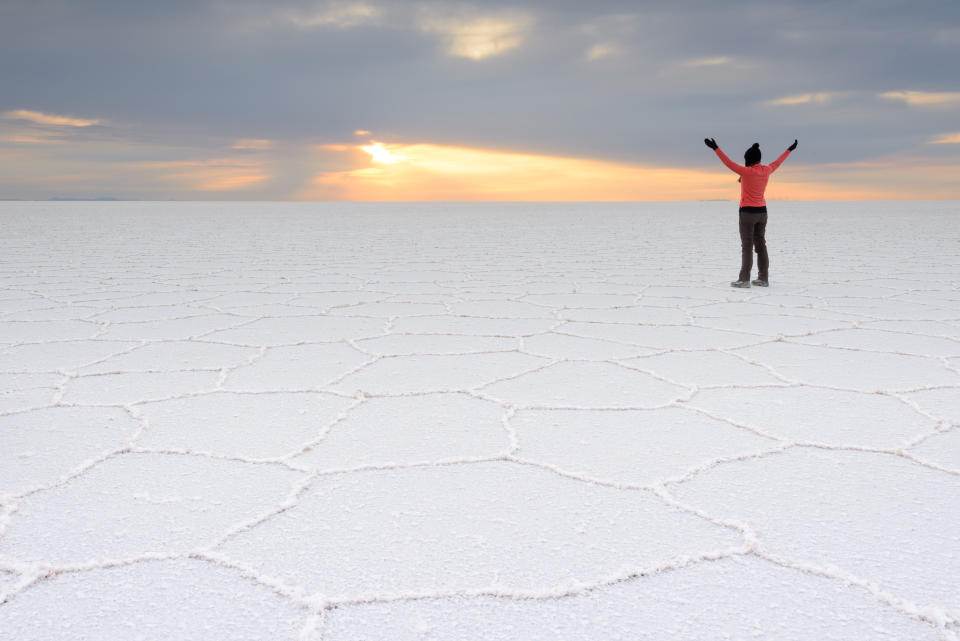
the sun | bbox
[361,142,405,164]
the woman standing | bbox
[704,138,798,287]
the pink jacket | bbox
[715,148,791,207]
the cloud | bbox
[194,172,269,191]
[781,158,960,200]
[0,128,67,144]
[300,139,960,201]
[1,109,101,127]
[585,43,618,61]
[302,140,740,201]
[580,13,639,63]
[765,92,834,106]
[929,132,960,144]
[879,90,960,106]
[231,138,273,150]
[318,143,354,151]
[682,56,731,67]
[354,129,371,136]
[136,157,269,191]
[419,7,533,60]
[285,2,381,29]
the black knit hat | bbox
[744,143,761,165]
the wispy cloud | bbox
[682,56,731,67]
[765,92,834,106]
[231,139,273,150]
[1,109,102,127]
[285,2,381,29]
[585,43,618,61]
[580,13,639,63]
[880,90,960,106]
[354,129,372,136]
[929,132,960,144]
[135,157,269,191]
[419,7,533,60]
[0,129,67,144]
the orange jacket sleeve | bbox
[767,149,792,172]
[714,149,748,176]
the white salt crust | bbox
[1,201,958,641]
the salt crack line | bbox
[127,446,310,473]
[322,544,751,610]
[282,395,367,461]
[208,455,505,551]
[755,549,958,632]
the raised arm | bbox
[704,137,748,175]
[768,140,797,172]
[714,148,748,176]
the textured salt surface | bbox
[1,201,958,641]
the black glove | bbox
[704,138,718,150]
[788,139,798,151]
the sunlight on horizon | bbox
[299,140,901,201]
[361,142,407,164]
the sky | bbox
[1,0,959,201]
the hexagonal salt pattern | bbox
[481,361,687,408]
[322,556,939,641]
[683,386,935,447]
[136,391,355,459]
[219,461,740,598]
[671,448,960,615]
[294,394,508,469]
[0,407,140,496]
[512,407,776,485]
[0,559,306,641]
[0,453,301,565]
[1,202,958,640]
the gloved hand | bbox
[788,139,798,151]
[704,138,718,150]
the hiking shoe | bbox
[751,279,769,287]
[730,280,751,288]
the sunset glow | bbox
[1,2,958,201]
[361,142,406,164]
[298,141,937,201]
[1,109,101,127]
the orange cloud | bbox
[765,92,834,106]
[298,141,960,201]
[930,132,960,144]
[0,130,66,144]
[880,90,960,106]
[585,43,618,61]
[775,159,960,200]
[231,138,273,150]
[354,129,372,136]
[683,56,732,67]
[2,109,101,127]
[285,2,380,29]
[303,142,742,201]
[195,172,269,191]
[137,157,269,191]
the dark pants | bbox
[738,211,768,282]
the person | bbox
[704,137,798,287]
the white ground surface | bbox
[1,201,959,641]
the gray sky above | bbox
[1,0,959,199]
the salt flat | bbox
[0,201,958,641]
